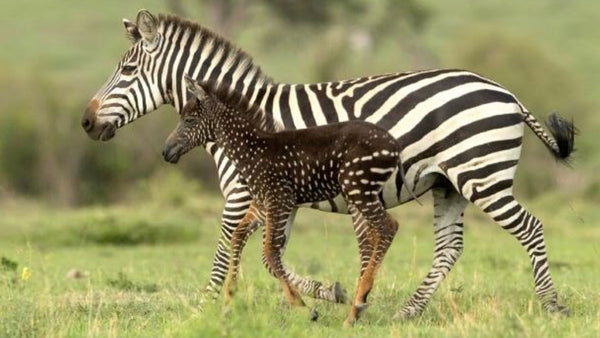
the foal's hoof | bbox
[546,302,571,317]
[332,282,349,304]
[343,318,356,328]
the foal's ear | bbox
[123,18,141,44]
[136,9,159,45]
[184,75,209,100]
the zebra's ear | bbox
[184,75,208,101]
[136,9,158,45]
[123,19,141,44]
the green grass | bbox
[1,192,598,337]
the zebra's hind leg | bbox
[470,187,570,316]
[397,186,468,320]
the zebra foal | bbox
[163,76,407,325]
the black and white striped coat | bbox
[82,11,574,317]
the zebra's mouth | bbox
[98,123,117,141]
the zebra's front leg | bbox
[397,187,468,320]
[202,187,257,301]
[262,207,348,304]
[223,201,261,303]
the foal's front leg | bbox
[205,185,344,304]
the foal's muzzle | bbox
[163,143,183,164]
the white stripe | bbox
[304,85,327,126]
[289,85,306,129]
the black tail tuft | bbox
[545,112,577,162]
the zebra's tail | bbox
[522,111,576,163]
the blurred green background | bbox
[0,0,597,206]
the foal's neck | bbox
[211,105,269,168]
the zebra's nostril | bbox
[81,117,93,132]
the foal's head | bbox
[163,76,222,163]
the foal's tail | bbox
[522,111,576,164]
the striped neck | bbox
[155,14,274,113]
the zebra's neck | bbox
[155,15,274,113]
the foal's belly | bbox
[299,173,437,214]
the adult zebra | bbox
[82,10,574,317]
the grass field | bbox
[1,180,599,337]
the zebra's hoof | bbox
[394,306,421,321]
[332,282,349,304]
[309,308,319,321]
[546,302,571,317]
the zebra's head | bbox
[82,10,168,141]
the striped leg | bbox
[397,186,468,319]
[203,187,255,299]
[469,184,570,315]
[204,187,346,303]
[223,201,261,303]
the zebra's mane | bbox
[201,80,280,133]
[158,14,273,87]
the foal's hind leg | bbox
[267,209,347,303]
[397,186,468,319]
[344,201,398,326]
[468,180,569,315]
[349,205,375,277]
[262,199,305,307]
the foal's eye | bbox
[184,116,197,124]
[121,64,137,75]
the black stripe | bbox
[233,64,252,94]
[469,179,513,203]
[441,137,523,172]
[174,30,195,108]
[311,84,338,124]
[198,42,219,82]
[188,33,209,78]
[155,25,177,102]
[403,113,522,170]
[296,86,317,127]
[208,49,229,82]
[457,160,519,191]
[277,86,294,129]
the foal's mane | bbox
[201,80,281,133]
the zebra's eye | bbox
[121,64,137,75]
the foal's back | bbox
[252,121,400,204]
